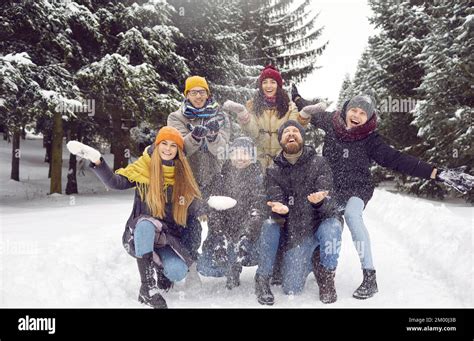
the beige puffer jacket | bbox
[240,100,309,169]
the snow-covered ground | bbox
[0,139,472,308]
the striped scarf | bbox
[182,98,219,119]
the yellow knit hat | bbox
[155,126,184,150]
[184,76,210,95]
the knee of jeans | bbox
[163,259,188,282]
[261,219,280,235]
[135,220,155,236]
[344,207,363,225]
[320,218,342,241]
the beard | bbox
[282,140,303,154]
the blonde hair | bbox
[145,147,201,226]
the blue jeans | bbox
[257,218,342,294]
[133,220,188,282]
[343,196,374,270]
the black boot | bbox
[156,266,173,292]
[255,274,274,306]
[137,253,167,309]
[271,248,283,286]
[353,269,378,299]
[312,247,322,287]
[226,264,242,290]
[316,266,337,304]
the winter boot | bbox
[137,253,167,309]
[353,269,378,299]
[271,249,283,286]
[316,266,337,304]
[225,264,242,290]
[156,265,173,292]
[312,247,322,287]
[255,274,274,306]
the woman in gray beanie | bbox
[299,93,474,300]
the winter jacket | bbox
[240,100,309,169]
[89,144,201,266]
[167,105,231,190]
[311,110,435,206]
[266,146,339,250]
[203,160,267,244]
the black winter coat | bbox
[203,160,267,243]
[266,146,339,250]
[311,112,435,206]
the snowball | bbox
[208,196,237,211]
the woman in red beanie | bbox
[223,64,309,169]
[66,126,201,309]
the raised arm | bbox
[367,133,435,180]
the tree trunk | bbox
[43,132,52,178]
[111,111,130,171]
[65,124,78,195]
[10,130,20,181]
[50,112,63,194]
[65,153,78,195]
[3,125,9,141]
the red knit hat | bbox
[155,126,184,150]
[259,65,283,88]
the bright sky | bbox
[298,0,376,109]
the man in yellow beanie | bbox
[167,76,231,191]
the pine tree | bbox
[412,1,474,200]
[167,0,255,103]
[0,0,82,192]
[238,0,327,84]
[336,73,353,110]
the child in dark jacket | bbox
[197,137,267,289]
[296,91,474,299]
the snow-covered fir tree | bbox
[412,1,474,201]
[238,0,327,84]
[336,73,353,110]
[167,0,256,103]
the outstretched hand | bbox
[300,102,328,119]
[307,191,329,204]
[437,167,474,194]
[66,141,101,165]
[267,201,289,215]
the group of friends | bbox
[67,65,473,308]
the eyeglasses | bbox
[188,90,208,97]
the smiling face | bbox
[186,86,209,109]
[281,126,303,154]
[157,140,178,161]
[345,107,369,129]
[230,147,253,169]
[261,78,278,98]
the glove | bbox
[189,124,209,141]
[205,117,221,133]
[66,141,101,163]
[205,117,221,142]
[436,167,474,194]
[210,234,229,268]
[291,84,301,102]
[222,100,249,121]
[234,235,252,265]
[300,102,328,119]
